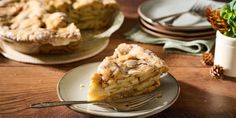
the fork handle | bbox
[31,101,96,108]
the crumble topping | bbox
[0,0,119,45]
[88,43,168,101]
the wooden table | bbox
[1,1,236,118]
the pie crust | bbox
[88,43,168,101]
[0,0,119,54]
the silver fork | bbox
[31,93,161,112]
[152,0,224,25]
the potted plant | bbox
[207,0,236,77]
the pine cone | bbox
[202,52,213,66]
[206,7,229,33]
[210,65,224,79]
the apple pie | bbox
[0,0,119,54]
[88,43,168,101]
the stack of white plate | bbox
[137,0,216,41]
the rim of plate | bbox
[137,0,212,30]
[139,18,216,37]
[0,39,109,65]
[57,62,180,118]
[139,23,215,41]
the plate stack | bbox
[137,0,222,41]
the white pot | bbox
[214,31,236,77]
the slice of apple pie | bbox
[88,43,168,101]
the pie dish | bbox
[0,0,119,54]
[88,43,168,101]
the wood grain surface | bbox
[1,0,236,118]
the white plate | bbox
[0,38,109,65]
[139,24,215,41]
[57,62,180,118]
[138,0,212,31]
[0,12,124,65]
[139,18,216,37]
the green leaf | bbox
[225,30,234,37]
[221,6,231,19]
[219,0,236,37]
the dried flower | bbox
[206,7,229,33]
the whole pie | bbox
[0,0,119,54]
[88,43,168,101]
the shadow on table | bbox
[223,76,236,83]
[0,55,7,64]
[149,81,236,118]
